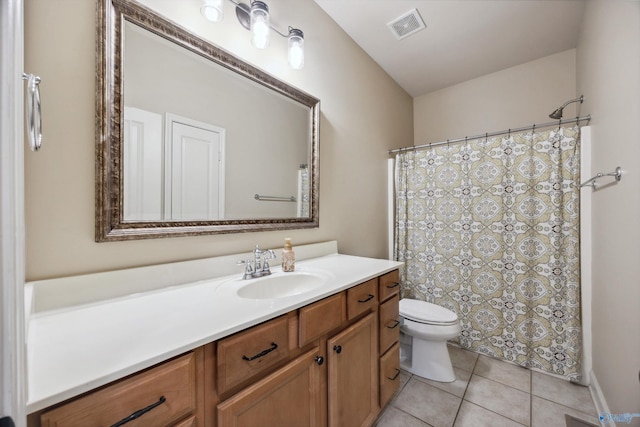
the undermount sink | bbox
[236,271,332,300]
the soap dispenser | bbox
[282,238,295,272]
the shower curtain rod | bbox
[388,115,591,155]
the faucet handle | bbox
[261,250,277,274]
[237,259,254,279]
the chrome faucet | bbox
[238,245,277,279]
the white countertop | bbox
[26,245,402,413]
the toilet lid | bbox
[400,298,458,325]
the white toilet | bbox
[399,298,461,382]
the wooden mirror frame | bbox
[95,0,320,241]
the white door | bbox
[1,0,26,425]
[123,107,163,221]
[165,114,225,220]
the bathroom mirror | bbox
[96,0,320,241]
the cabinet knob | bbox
[333,345,342,354]
[314,355,324,365]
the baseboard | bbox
[589,371,614,427]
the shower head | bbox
[549,95,584,119]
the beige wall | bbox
[23,0,413,280]
[412,49,577,146]
[577,0,640,417]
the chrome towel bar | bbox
[254,194,296,202]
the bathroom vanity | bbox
[25,242,402,426]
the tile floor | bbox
[375,345,599,427]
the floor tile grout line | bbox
[382,393,436,427]
[461,375,532,427]
[407,374,464,400]
[391,405,436,427]
[459,399,529,427]
[451,353,479,426]
[471,370,531,393]
[532,394,599,420]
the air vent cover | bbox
[387,8,426,40]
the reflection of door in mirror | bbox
[123,106,163,221]
[123,108,226,221]
[165,114,225,221]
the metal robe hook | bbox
[22,72,43,151]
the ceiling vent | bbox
[387,8,426,40]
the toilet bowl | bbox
[399,298,461,382]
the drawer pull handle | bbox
[387,319,400,329]
[242,342,278,361]
[387,369,401,381]
[314,355,324,365]
[333,345,342,354]
[358,294,374,303]
[386,282,400,289]
[110,396,166,427]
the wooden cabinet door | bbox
[327,312,378,427]
[217,347,325,427]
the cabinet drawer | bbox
[379,294,400,355]
[41,352,197,427]
[217,314,294,394]
[347,278,378,320]
[299,292,346,347]
[379,270,400,302]
[380,342,401,408]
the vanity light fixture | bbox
[250,1,270,49]
[201,0,305,69]
[287,28,304,69]
[201,0,224,22]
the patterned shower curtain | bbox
[395,125,582,380]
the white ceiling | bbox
[313,1,586,97]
